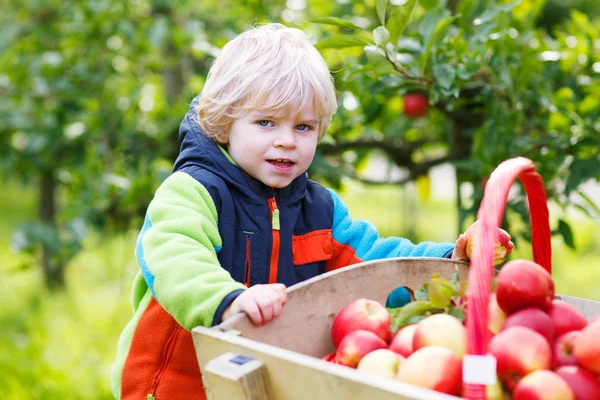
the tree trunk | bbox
[39,170,65,288]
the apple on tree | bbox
[402,92,429,118]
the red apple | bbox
[331,298,391,348]
[412,313,467,358]
[464,220,513,265]
[334,330,388,368]
[488,326,552,391]
[552,331,580,368]
[321,352,336,363]
[389,324,417,358]
[495,259,554,314]
[555,365,600,400]
[396,346,462,395]
[501,307,554,345]
[512,370,574,400]
[488,293,507,335]
[356,349,404,379]
[548,300,588,338]
[402,92,429,118]
[573,320,600,374]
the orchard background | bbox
[1,0,599,398]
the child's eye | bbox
[296,124,313,131]
[257,120,273,127]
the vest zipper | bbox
[268,197,280,284]
[147,324,180,399]
[244,233,252,287]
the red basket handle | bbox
[462,157,552,399]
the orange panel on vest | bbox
[292,229,334,266]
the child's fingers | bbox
[268,290,283,319]
[506,240,515,254]
[268,283,288,304]
[256,295,274,324]
[241,300,263,326]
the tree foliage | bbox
[311,0,600,248]
[1,0,598,287]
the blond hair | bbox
[196,23,338,142]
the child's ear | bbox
[216,132,229,144]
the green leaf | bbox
[376,0,388,25]
[566,158,600,194]
[433,64,456,89]
[457,0,478,22]
[428,276,456,308]
[373,26,390,47]
[420,15,457,72]
[311,17,364,30]
[386,0,418,47]
[419,0,439,10]
[314,35,371,50]
[447,306,465,322]
[418,8,450,44]
[389,300,439,331]
[416,282,430,301]
[364,46,397,74]
[558,219,575,250]
[474,0,520,26]
[575,190,600,219]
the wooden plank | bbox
[556,294,600,322]
[204,352,273,400]
[193,324,461,400]
[219,258,469,358]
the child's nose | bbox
[274,127,296,148]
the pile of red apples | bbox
[321,259,600,400]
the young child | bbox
[111,23,512,400]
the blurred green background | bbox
[1,0,599,398]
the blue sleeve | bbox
[211,289,245,326]
[328,189,455,260]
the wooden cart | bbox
[192,158,600,400]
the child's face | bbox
[226,107,319,189]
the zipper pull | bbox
[268,197,280,230]
[272,209,280,230]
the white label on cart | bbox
[462,354,497,385]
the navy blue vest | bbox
[173,100,334,288]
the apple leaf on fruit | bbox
[428,274,455,308]
[447,306,465,322]
[390,266,468,330]
[388,300,442,332]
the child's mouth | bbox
[268,159,295,168]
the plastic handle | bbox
[463,157,552,399]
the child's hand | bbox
[451,221,514,264]
[222,283,288,326]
